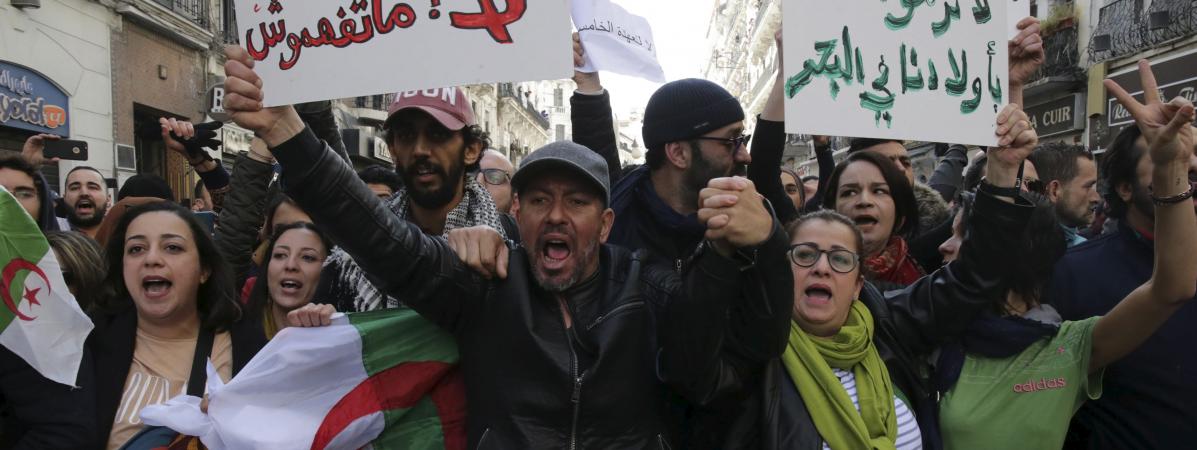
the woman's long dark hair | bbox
[822,151,920,240]
[99,201,241,332]
[956,191,1066,312]
[245,222,332,323]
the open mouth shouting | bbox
[850,213,880,233]
[409,162,443,185]
[278,278,305,297]
[803,283,834,306]
[141,275,173,300]
[539,233,573,271]
[74,197,96,217]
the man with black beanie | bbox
[571,34,750,270]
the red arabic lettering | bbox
[449,0,525,44]
[245,0,416,70]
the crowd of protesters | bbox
[0,14,1195,450]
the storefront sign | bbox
[0,60,70,136]
[1026,94,1084,138]
[1098,49,1197,150]
[208,83,231,123]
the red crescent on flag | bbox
[310,361,464,450]
[1,259,49,321]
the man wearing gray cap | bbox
[221,43,792,448]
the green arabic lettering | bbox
[839,26,855,82]
[945,48,968,96]
[972,0,991,24]
[859,55,895,127]
[931,0,961,37]
[785,38,838,98]
[961,77,982,113]
[900,44,924,93]
[986,40,1002,103]
[928,60,939,90]
[884,0,928,30]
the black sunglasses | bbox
[693,134,752,150]
[480,168,511,186]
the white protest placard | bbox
[235,0,573,107]
[1009,0,1031,38]
[571,0,666,83]
[783,0,1009,146]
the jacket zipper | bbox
[559,297,584,450]
[586,301,645,331]
[675,258,683,274]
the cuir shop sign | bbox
[1099,48,1197,150]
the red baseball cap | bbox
[387,88,476,131]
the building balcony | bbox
[498,83,550,130]
[1090,0,1197,63]
[116,0,214,49]
[152,0,209,28]
[1024,24,1084,98]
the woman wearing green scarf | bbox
[694,106,1041,449]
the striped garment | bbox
[821,368,923,450]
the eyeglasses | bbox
[10,188,37,200]
[480,168,511,186]
[694,134,752,151]
[787,243,860,274]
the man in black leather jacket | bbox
[221,45,793,449]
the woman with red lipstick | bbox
[245,222,332,339]
[822,151,924,288]
[88,202,266,449]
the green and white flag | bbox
[0,186,94,386]
[143,307,465,449]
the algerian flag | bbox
[0,186,94,386]
[142,308,464,449]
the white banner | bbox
[783,0,1009,146]
[571,0,666,83]
[235,0,573,107]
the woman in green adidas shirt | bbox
[934,62,1197,450]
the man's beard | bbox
[400,155,465,209]
[1056,201,1093,229]
[682,146,745,208]
[67,202,106,228]
[1130,181,1155,220]
[531,240,599,293]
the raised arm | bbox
[212,141,276,287]
[659,178,793,405]
[748,31,799,224]
[570,32,622,185]
[220,45,486,331]
[1088,61,1197,371]
[883,104,1039,354]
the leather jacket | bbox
[697,191,1034,450]
[271,128,794,449]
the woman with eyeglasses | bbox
[698,105,1043,450]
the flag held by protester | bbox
[0,186,93,387]
[142,308,465,449]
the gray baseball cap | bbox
[511,141,610,205]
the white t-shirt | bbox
[821,368,923,450]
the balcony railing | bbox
[153,0,209,28]
[752,0,775,36]
[1028,25,1083,83]
[498,83,550,130]
[1090,0,1197,62]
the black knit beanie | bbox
[642,78,745,155]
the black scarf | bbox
[934,307,1061,394]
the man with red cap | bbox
[314,87,510,313]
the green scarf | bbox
[781,300,898,450]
